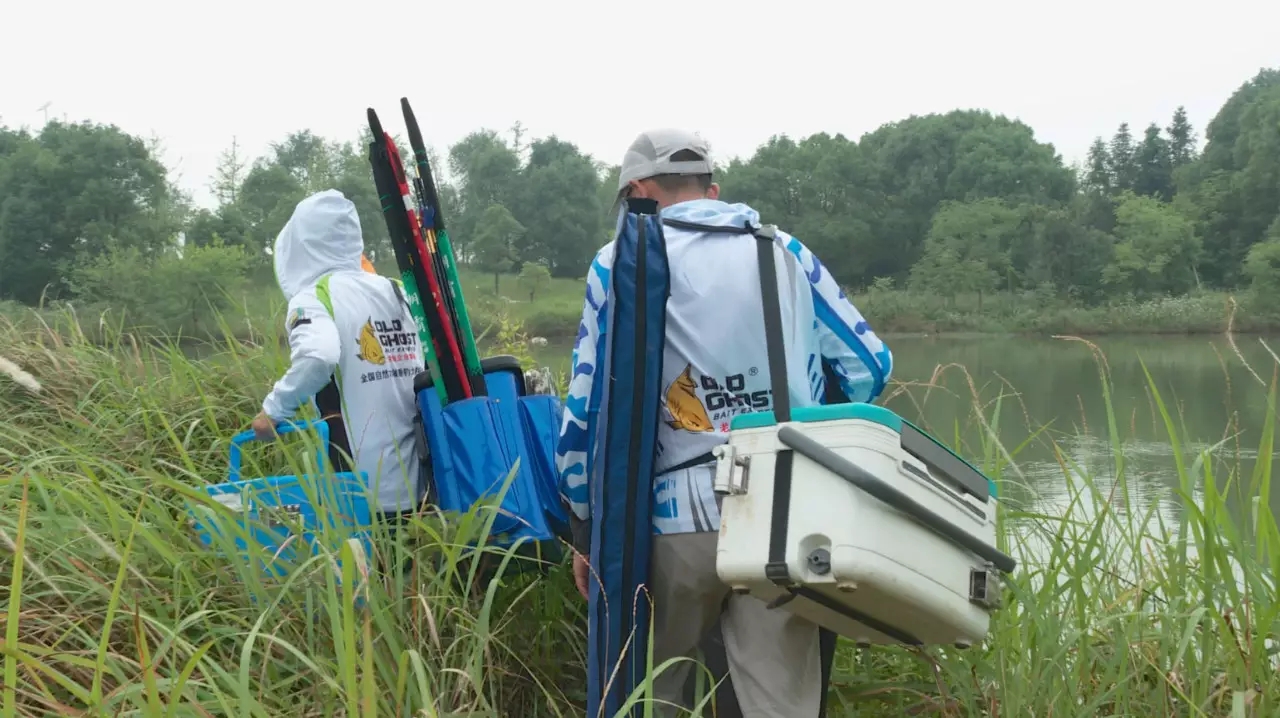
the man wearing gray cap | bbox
[556,128,893,717]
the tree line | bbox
[2,67,1279,316]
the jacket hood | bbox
[274,189,365,300]
[614,197,763,237]
[660,198,761,229]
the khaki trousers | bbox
[648,531,821,718]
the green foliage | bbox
[487,303,539,369]
[448,129,523,260]
[1108,122,1137,191]
[458,268,1265,342]
[1085,137,1112,194]
[1243,218,1280,313]
[69,241,252,336]
[471,204,524,292]
[1177,70,1280,286]
[854,286,1243,335]
[0,121,185,304]
[1019,201,1114,302]
[1132,122,1175,201]
[184,130,389,266]
[910,199,1018,302]
[513,137,605,277]
[0,315,582,716]
[1103,193,1202,298]
[4,65,1280,340]
[519,262,552,303]
[442,130,606,278]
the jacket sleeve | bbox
[782,234,893,404]
[261,290,342,421]
[555,245,613,536]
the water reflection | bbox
[877,334,1280,534]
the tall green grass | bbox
[0,308,1277,717]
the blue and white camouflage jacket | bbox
[554,198,893,537]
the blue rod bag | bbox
[415,355,569,550]
[587,197,670,718]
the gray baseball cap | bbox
[616,128,714,194]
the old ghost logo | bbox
[286,307,311,332]
[355,316,418,373]
[356,318,386,365]
[663,364,714,433]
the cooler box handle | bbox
[776,424,1017,574]
[227,419,331,483]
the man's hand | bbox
[251,411,278,442]
[573,551,590,600]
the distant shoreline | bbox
[4,287,1273,347]
[485,289,1273,343]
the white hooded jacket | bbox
[262,190,424,513]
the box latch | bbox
[968,563,1003,610]
[713,445,750,496]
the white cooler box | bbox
[713,403,1016,648]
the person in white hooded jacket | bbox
[252,189,425,521]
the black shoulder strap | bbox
[662,216,796,588]
[660,217,791,422]
[752,226,790,423]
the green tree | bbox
[597,162,622,224]
[1176,69,1280,287]
[10,65,1280,319]
[909,199,1019,305]
[269,130,337,192]
[510,137,603,277]
[1108,123,1137,193]
[448,130,522,256]
[185,204,250,250]
[518,262,552,303]
[1019,201,1114,303]
[1084,138,1112,195]
[1166,106,1196,168]
[212,136,247,205]
[1102,193,1201,298]
[0,121,182,304]
[720,133,878,285]
[70,240,251,335]
[329,133,391,263]
[1242,217,1280,310]
[1132,123,1174,201]
[210,131,387,263]
[471,203,523,292]
[186,139,257,251]
[846,110,1075,284]
[233,162,304,256]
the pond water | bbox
[524,333,1280,559]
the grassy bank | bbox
[1,309,1277,716]
[7,268,1279,347]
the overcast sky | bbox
[3,0,1277,209]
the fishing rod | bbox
[400,97,486,395]
[366,108,471,404]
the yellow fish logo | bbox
[664,364,713,432]
[356,318,386,365]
